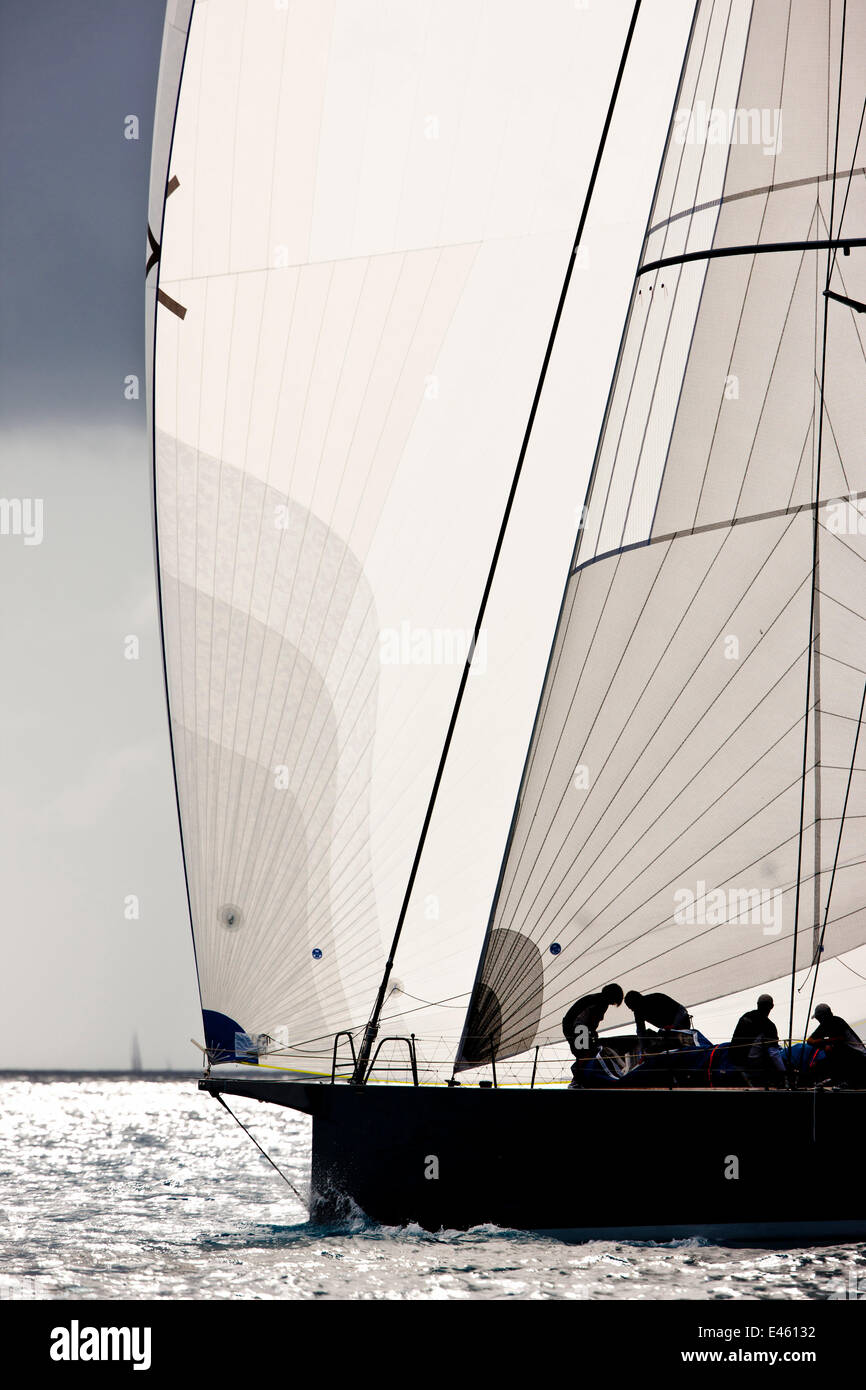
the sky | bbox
[6,0,819,1070]
[0,0,199,1069]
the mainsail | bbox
[147,0,616,1065]
[459,0,866,1067]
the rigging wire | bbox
[212,1092,306,1204]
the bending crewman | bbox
[624,990,691,1037]
[562,984,624,1071]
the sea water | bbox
[0,1076,861,1302]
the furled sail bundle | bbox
[147,0,607,1066]
[459,0,866,1067]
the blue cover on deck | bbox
[574,1036,823,1087]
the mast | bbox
[353,0,646,1083]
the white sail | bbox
[148,0,617,1065]
[459,0,866,1066]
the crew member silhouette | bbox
[806,1003,866,1087]
[729,993,786,1087]
[563,983,623,1086]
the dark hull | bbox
[200,1077,866,1240]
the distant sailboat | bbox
[146,0,866,1237]
[131,1033,143,1075]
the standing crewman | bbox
[729,993,786,1087]
[562,983,623,1086]
[624,990,691,1039]
[806,1004,866,1087]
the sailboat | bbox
[146,0,866,1238]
